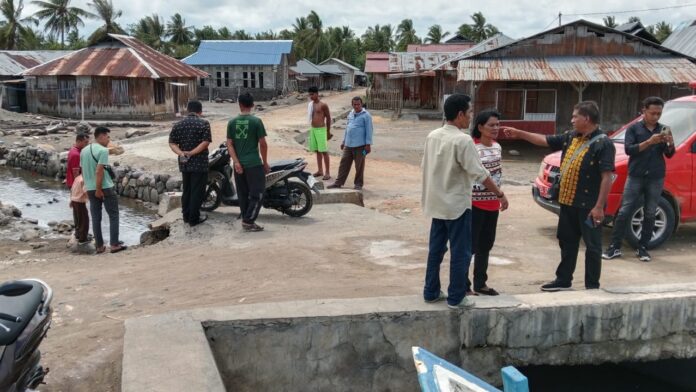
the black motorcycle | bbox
[202,143,318,218]
[0,279,53,392]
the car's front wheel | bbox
[624,196,676,250]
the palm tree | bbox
[651,21,672,42]
[425,24,449,44]
[603,16,618,28]
[291,16,310,59]
[216,27,232,39]
[232,29,252,40]
[306,10,324,63]
[362,24,394,52]
[87,0,124,45]
[0,0,37,49]
[278,28,293,40]
[396,18,420,51]
[166,13,192,45]
[18,25,43,49]
[193,25,219,46]
[132,14,166,51]
[31,0,93,48]
[458,12,499,43]
[326,26,355,60]
[255,30,277,40]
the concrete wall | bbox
[122,286,696,392]
[195,58,290,101]
[0,145,182,204]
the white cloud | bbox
[21,0,696,41]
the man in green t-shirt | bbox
[227,92,270,232]
[80,127,126,254]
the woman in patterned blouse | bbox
[468,110,505,296]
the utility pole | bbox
[559,12,562,26]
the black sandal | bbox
[476,287,499,296]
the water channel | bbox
[0,167,155,246]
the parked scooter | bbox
[202,143,318,217]
[0,279,53,392]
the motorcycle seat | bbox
[0,280,44,346]
[269,159,302,172]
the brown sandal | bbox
[95,246,106,254]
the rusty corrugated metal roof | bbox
[431,34,515,71]
[456,56,696,83]
[406,44,474,53]
[0,51,72,76]
[23,34,208,79]
[388,52,458,72]
[364,52,389,73]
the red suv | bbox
[533,95,696,249]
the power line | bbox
[563,2,696,17]
[542,15,561,31]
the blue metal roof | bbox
[182,40,292,66]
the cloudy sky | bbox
[22,0,696,40]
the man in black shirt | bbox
[504,101,615,291]
[169,100,212,226]
[603,97,675,262]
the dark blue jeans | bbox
[610,176,664,249]
[424,209,472,306]
[87,187,120,248]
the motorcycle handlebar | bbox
[0,312,21,323]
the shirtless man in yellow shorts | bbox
[308,86,332,180]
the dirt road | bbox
[1,89,695,391]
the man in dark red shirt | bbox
[68,133,90,244]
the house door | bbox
[172,85,179,114]
[420,77,434,108]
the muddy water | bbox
[0,167,155,245]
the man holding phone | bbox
[603,97,675,262]
[504,101,615,291]
[328,96,373,191]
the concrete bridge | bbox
[122,283,696,391]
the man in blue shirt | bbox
[327,97,373,190]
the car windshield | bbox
[611,101,696,147]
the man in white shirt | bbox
[422,94,508,309]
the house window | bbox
[58,77,76,101]
[216,72,222,87]
[243,72,248,88]
[224,72,230,87]
[154,80,166,105]
[112,80,129,105]
[259,72,264,89]
[200,77,205,87]
[250,72,256,88]
[496,89,557,121]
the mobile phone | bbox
[585,216,596,228]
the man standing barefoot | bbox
[307,86,332,180]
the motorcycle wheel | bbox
[201,182,222,212]
[283,181,313,217]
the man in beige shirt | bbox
[422,94,508,309]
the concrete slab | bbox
[315,188,364,207]
[122,285,696,391]
[157,192,182,216]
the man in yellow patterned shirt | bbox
[504,101,615,291]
